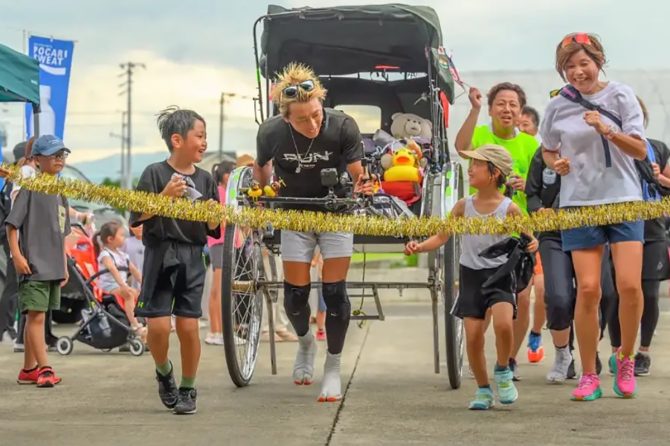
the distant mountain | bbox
[71,152,167,183]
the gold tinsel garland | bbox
[5,164,669,237]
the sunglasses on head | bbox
[561,33,592,49]
[282,79,315,98]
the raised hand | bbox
[468,87,483,110]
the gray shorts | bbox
[209,243,224,269]
[280,231,354,263]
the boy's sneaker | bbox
[36,366,62,387]
[634,352,651,377]
[508,357,520,381]
[494,367,518,405]
[468,387,495,410]
[571,373,602,401]
[13,342,24,353]
[611,349,637,398]
[527,332,545,363]
[17,367,39,385]
[546,346,572,384]
[156,363,179,409]
[173,388,197,415]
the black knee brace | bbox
[283,282,311,336]
[323,281,350,354]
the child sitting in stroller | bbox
[94,221,146,341]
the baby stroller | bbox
[55,256,145,356]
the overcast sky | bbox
[1,0,669,164]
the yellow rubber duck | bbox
[247,180,263,199]
[262,178,285,197]
[383,148,421,183]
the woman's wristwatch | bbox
[603,125,618,140]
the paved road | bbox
[1,299,669,446]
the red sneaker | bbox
[36,366,62,388]
[527,346,545,364]
[316,329,326,342]
[527,332,545,363]
[17,367,39,385]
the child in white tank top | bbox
[94,221,145,341]
[405,145,537,410]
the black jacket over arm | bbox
[525,148,561,239]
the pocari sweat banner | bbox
[24,36,75,139]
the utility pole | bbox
[109,110,128,182]
[219,92,252,160]
[121,111,127,182]
[119,62,145,189]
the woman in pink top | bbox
[204,162,234,345]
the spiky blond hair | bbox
[271,63,327,118]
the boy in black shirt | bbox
[131,107,220,415]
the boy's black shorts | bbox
[451,264,517,320]
[135,242,206,319]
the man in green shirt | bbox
[454,82,538,381]
[455,83,538,214]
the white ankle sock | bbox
[319,352,342,401]
[546,346,572,383]
[293,332,317,384]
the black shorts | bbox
[642,240,670,281]
[451,264,516,320]
[135,242,206,319]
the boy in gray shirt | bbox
[6,135,71,388]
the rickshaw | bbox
[220,4,465,390]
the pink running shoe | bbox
[571,373,602,401]
[315,329,326,342]
[612,349,637,398]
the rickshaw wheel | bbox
[441,163,464,390]
[221,167,264,387]
[443,236,463,389]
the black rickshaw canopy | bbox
[258,4,454,102]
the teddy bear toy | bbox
[390,112,432,141]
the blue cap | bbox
[32,135,70,157]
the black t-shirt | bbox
[645,139,670,242]
[256,108,363,211]
[130,160,220,247]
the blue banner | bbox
[24,36,75,139]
